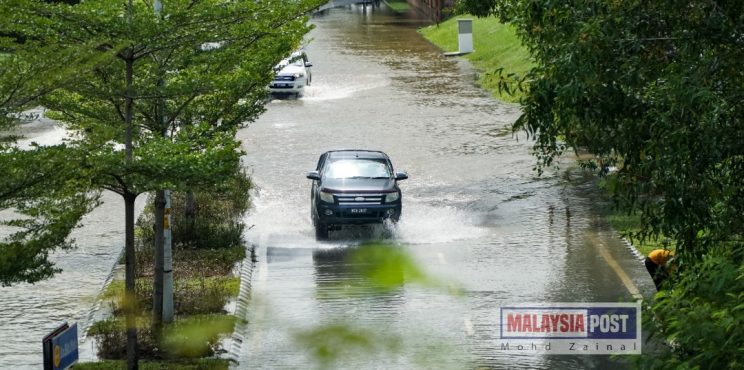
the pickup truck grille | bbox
[274,75,296,81]
[337,193,384,206]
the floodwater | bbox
[0,3,655,369]
[234,3,656,370]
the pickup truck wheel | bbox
[315,222,329,239]
[389,213,400,223]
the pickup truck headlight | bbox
[385,192,400,203]
[319,191,334,203]
[293,73,305,78]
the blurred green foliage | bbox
[162,315,236,358]
[294,323,402,368]
[314,242,462,296]
[350,242,432,290]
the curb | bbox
[619,234,647,264]
[80,249,124,343]
[227,244,256,364]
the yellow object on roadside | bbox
[649,249,673,265]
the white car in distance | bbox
[269,52,312,98]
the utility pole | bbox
[163,189,173,322]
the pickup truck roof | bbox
[326,150,388,160]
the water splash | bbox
[301,75,390,101]
[389,201,487,244]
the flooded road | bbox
[235,4,655,370]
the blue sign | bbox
[50,323,78,370]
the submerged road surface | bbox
[234,4,656,370]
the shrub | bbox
[89,315,233,360]
[106,276,238,317]
[88,318,161,359]
[135,171,251,250]
[171,172,251,249]
[641,247,744,369]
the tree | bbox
[0,2,105,285]
[460,0,744,262]
[3,0,321,368]
[0,145,98,285]
[458,1,744,367]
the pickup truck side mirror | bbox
[305,62,313,68]
[307,171,321,180]
[395,171,408,181]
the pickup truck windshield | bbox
[324,159,391,179]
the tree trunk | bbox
[152,190,166,333]
[185,190,196,243]
[124,191,138,370]
[185,190,196,218]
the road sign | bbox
[43,322,78,370]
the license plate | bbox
[350,208,367,214]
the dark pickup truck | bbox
[306,150,408,239]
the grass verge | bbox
[418,15,532,103]
[101,275,240,313]
[605,211,673,256]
